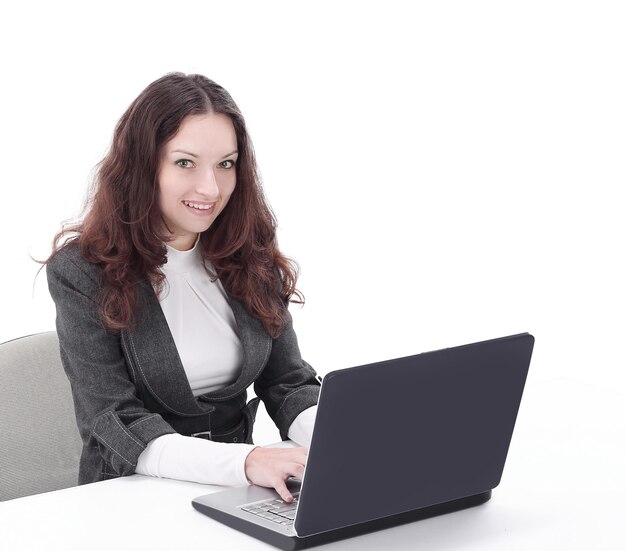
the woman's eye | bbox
[219,159,236,169]
[176,159,194,169]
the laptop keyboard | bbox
[240,493,300,526]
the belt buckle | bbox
[190,430,212,439]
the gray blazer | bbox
[46,242,321,485]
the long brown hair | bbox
[40,72,303,338]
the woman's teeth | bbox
[183,200,212,210]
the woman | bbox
[43,72,320,503]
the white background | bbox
[1,0,624,399]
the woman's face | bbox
[157,112,238,251]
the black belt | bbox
[190,414,248,444]
[190,397,259,444]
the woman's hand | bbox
[244,446,308,503]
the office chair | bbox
[0,331,82,501]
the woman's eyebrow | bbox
[170,149,238,159]
[171,149,198,158]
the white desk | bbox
[1,379,625,550]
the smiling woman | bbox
[38,72,320,503]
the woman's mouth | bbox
[182,200,216,216]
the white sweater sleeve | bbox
[287,405,318,448]
[135,434,257,486]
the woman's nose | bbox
[195,170,219,198]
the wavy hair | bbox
[40,72,303,338]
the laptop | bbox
[192,333,534,549]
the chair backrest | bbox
[0,331,82,501]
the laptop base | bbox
[192,489,492,550]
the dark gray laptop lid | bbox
[294,333,534,537]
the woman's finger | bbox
[273,477,294,503]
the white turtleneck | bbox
[134,234,317,486]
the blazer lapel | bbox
[122,279,271,416]
[206,295,272,401]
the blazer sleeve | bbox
[254,303,321,441]
[46,244,176,477]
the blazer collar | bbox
[122,279,271,416]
